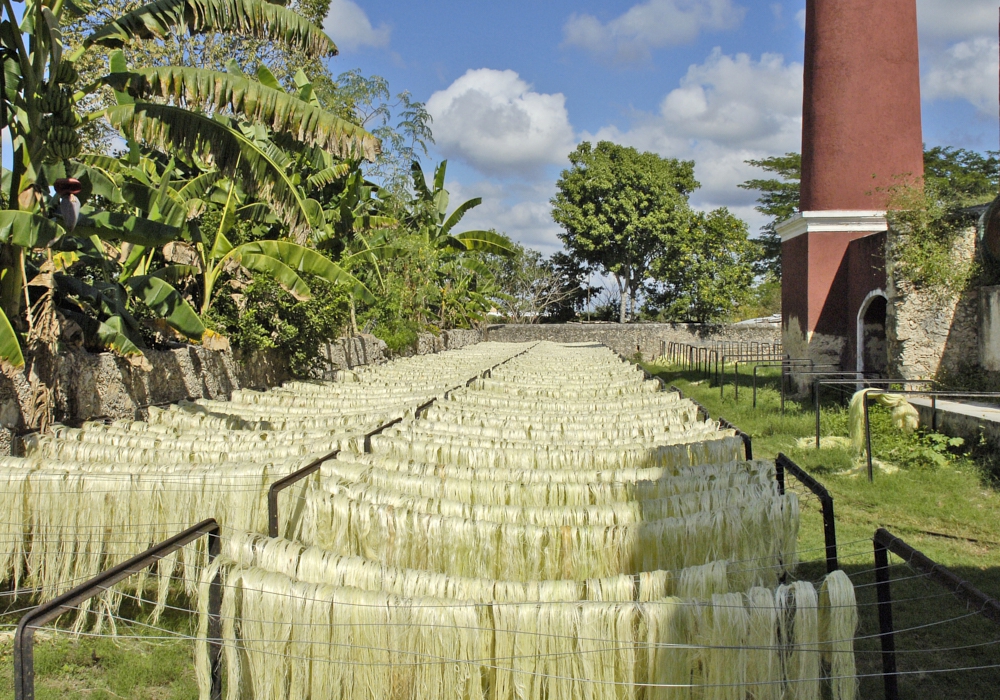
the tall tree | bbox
[551,141,697,323]
[737,152,800,279]
[923,146,999,205]
[648,208,757,323]
[739,147,1000,281]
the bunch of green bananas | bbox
[37,65,82,161]
[53,60,79,85]
[36,87,70,114]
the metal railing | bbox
[873,528,1000,700]
[669,385,710,421]
[719,418,753,460]
[810,379,938,454]
[750,360,839,411]
[14,520,224,700]
[663,341,783,378]
[855,389,1000,481]
[775,454,838,573]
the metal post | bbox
[865,394,874,482]
[815,380,821,449]
[720,355,726,398]
[931,395,937,432]
[822,495,839,572]
[780,365,786,414]
[753,366,758,408]
[874,538,899,700]
[776,455,838,572]
[15,520,224,700]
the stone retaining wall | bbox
[485,323,780,359]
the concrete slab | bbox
[909,396,1000,446]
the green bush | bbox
[205,275,349,377]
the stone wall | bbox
[485,323,780,359]
[313,329,484,377]
[887,226,980,380]
[0,345,291,451]
[0,328,486,446]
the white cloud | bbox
[585,49,802,231]
[923,37,999,116]
[562,0,746,63]
[914,1,999,118]
[795,9,806,31]
[917,0,997,42]
[426,69,576,178]
[323,0,390,52]
[447,180,565,256]
[658,49,803,149]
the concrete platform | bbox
[910,396,1000,446]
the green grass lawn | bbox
[0,603,199,700]
[647,362,1000,699]
[4,364,1000,698]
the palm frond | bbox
[106,102,313,239]
[305,162,352,190]
[106,68,380,160]
[453,230,517,256]
[85,0,337,58]
[440,197,481,236]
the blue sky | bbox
[320,0,1000,256]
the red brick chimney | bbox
[779,0,924,368]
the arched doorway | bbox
[857,290,888,376]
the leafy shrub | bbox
[205,275,349,377]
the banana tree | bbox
[408,160,515,256]
[0,0,378,365]
[153,178,374,316]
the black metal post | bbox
[776,454,838,572]
[15,520,224,700]
[720,419,752,460]
[931,395,937,432]
[874,536,899,700]
[815,380,821,449]
[781,365,786,414]
[268,450,340,538]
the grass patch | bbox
[647,362,1000,699]
[0,598,200,699]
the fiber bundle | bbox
[196,561,855,700]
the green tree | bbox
[737,152,800,279]
[648,208,757,323]
[0,0,375,365]
[551,141,697,324]
[740,147,1000,280]
[923,146,999,205]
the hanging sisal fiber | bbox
[195,560,856,700]
[297,489,799,583]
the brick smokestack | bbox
[800,0,924,209]
[780,0,923,371]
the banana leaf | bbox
[0,307,23,368]
[0,211,66,248]
[126,275,205,340]
[73,211,183,246]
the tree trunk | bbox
[617,276,627,324]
